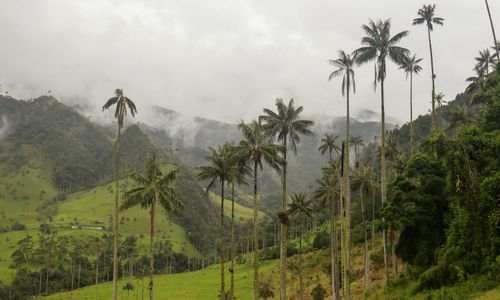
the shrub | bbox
[417,264,464,291]
[311,283,327,300]
[312,230,329,250]
[11,222,26,231]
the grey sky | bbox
[0,0,497,124]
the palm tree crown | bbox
[413,4,444,30]
[475,49,496,75]
[318,133,340,160]
[328,50,357,96]
[400,53,423,78]
[102,89,138,128]
[237,121,283,171]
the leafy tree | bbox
[413,4,444,129]
[400,53,423,153]
[102,88,137,300]
[355,18,409,285]
[259,98,313,300]
[328,49,357,298]
[287,193,314,300]
[237,120,282,300]
[257,280,275,300]
[318,133,340,161]
[121,154,182,300]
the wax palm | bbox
[485,1,499,61]
[352,165,376,289]
[102,88,137,300]
[466,67,487,93]
[349,135,364,164]
[475,49,496,75]
[121,154,181,300]
[355,18,408,285]
[287,193,314,300]
[413,4,444,129]
[328,49,358,298]
[400,53,423,153]
[237,120,283,300]
[197,145,238,300]
[318,133,340,161]
[259,98,313,300]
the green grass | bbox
[208,192,268,221]
[43,259,279,300]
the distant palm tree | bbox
[102,88,137,300]
[197,145,238,300]
[400,53,423,153]
[413,4,444,130]
[237,120,283,300]
[435,92,446,108]
[328,49,357,298]
[314,161,340,300]
[466,67,487,93]
[259,98,313,300]
[475,49,496,75]
[349,135,364,165]
[447,105,473,131]
[318,133,340,161]
[355,19,409,285]
[121,154,182,300]
[288,193,314,300]
[485,0,499,61]
[258,280,275,300]
[492,41,500,60]
[352,166,376,289]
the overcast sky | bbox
[0,0,497,124]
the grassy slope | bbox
[208,192,268,221]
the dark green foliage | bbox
[310,282,327,300]
[312,230,330,250]
[10,222,26,231]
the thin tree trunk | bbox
[230,182,235,299]
[485,0,499,61]
[39,269,43,297]
[96,259,99,300]
[253,160,259,300]
[360,190,370,289]
[279,137,287,300]
[372,193,375,253]
[409,71,414,154]
[331,179,340,300]
[339,153,345,298]
[149,195,156,300]
[220,180,225,299]
[343,76,351,300]
[113,125,122,300]
[427,27,437,130]
[381,75,389,285]
[299,213,304,300]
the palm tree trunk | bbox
[331,186,339,300]
[39,269,43,297]
[380,76,389,285]
[360,190,370,289]
[253,160,259,300]
[149,195,156,300]
[427,27,437,130]
[410,72,414,154]
[220,180,225,299]
[279,137,287,300]
[230,182,235,299]
[299,212,304,300]
[96,259,99,300]
[485,0,499,61]
[339,155,345,298]
[113,125,122,300]
[343,76,351,300]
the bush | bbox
[312,230,329,250]
[11,222,26,231]
[417,264,464,291]
[311,283,327,300]
[370,247,384,266]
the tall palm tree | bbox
[226,144,251,299]
[314,161,340,300]
[287,193,314,300]
[475,49,496,75]
[318,133,340,161]
[485,0,499,61]
[413,4,444,130]
[355,19,409,285]
[102,89,137,300]
[352,166,376,289]
[121,154,182,300]
[259,98,314,300]
[237,120,283,300]
[328,49,357,298]
[197,145,238,300]
[399,53,423,153]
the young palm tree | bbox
[259,98,314,300]
[349,135,364,166]
[475,49,496,75]
[237,120,283,300]
[258,280,275,300]
[318,133,340,161]
[102,89,137,300]
[352,166,376,289]
[328,49,357,298]
[413,4,444,130]
[121,154,182,300]
[355,19,409,285]
[485,0,499,61]
[399,53,423,153]
[314,161,340,300]
[288,193,314,300]
[197,145,238,300]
